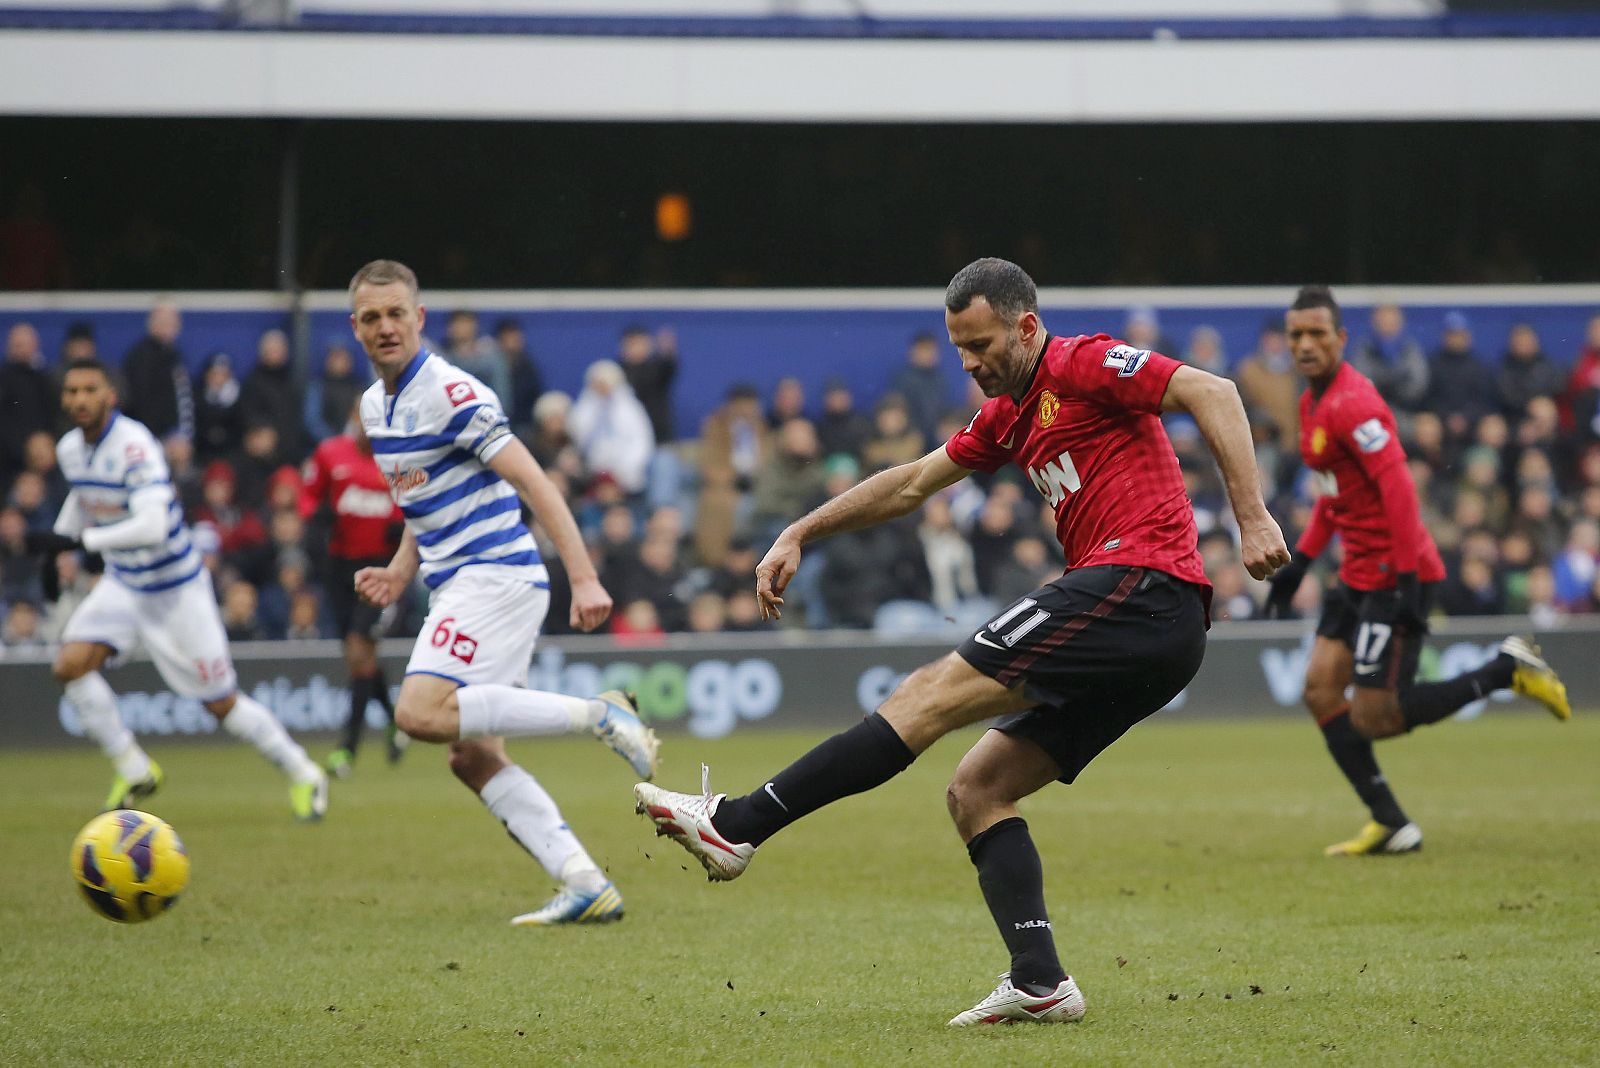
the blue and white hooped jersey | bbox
[55,412,200,594]
[361,351,547,592]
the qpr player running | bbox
[637,258,1292,1026]
[31,360,330,819]
[346,260,659,926]
[1264,286,1570,857]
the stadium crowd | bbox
[2,301,1599,649]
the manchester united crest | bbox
[1038,390,1060,428]
[1311,426,1327,455]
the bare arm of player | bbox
[487,437,613,633]
[756,446,969,620]
[354,525,420,607]
[1160,365,1291,581]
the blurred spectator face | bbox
[147,301,181,345]
[244,425,278,459]
[1013,536,1048,573]
[824,384,853,414]
[1442,323,1473,354]
[619,329,652,364]
[23,431,55,474]
[1581,486,1600,523]
[1579,447,1600,488]
[10,471,45,513]
[979,496,1015,535]
[1519,486,1553,521]
[62,331,96,362]
[1371,304,1404,339]
[778,418,819,461]
[600,505,635,546]
[277,559,307,593]
[646,506,683,544]
[585,360,624,399]
[4,601,39,643]
[923,496,955,532]
[1257,324,1287,357]
[1410,412,1443,453]
[639,536,677,575]
[6,322,40,364]
[223,582,258,626]
[909,335,939,369]
[1501,531,1534,568]
[726,591,761,628]
[1461,448,1499,490]
[1508,324,1540,360]
[205,354,235,391]
[446,311,478,350]
[1519,397,1558,443]
[534,391,571,436]
[1527,566,1556,610]
[771,378,805,423]
[271,510,304,547]
[202,470,235,509]
[1516,449,1555,490]
[875,401,910,438]
[1569,520,1600,557]
[935,411,967,444]
[1124,308,1159,350]
[257,330,289,369]
[621,599,661,633]
[687,593,727,634]
[497,323,527,355]
[268,470,300,512]
[1462,530,1499,565]
[727,387,762,423]
[324,345,354,379]
[1474,413,1508,448]
[1184,326,1225,373]
[990,481,1023,507]
[1460,558,1495,593]
[289,590,321,633]
[725,539,757,575]
[1452,490,1487,531]
[0,507,26,548]
[163,435,193,473]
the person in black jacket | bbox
[240,328,307,462]
[1423,311,1493,446]
[120,299,192,441]
[618,323,678,444]
[0,322,56,482]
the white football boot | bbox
[511,881,625,926]
[595,690,660,780]
[633,764,755,882]
[948,973,1087,1027]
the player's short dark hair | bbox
[944,258,1039,322]
[62,357,112,381]
[1289,285,1343,331]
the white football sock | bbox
[221,693,321,783]
[456,686,598,739]
[65,672,151,784]
[479,764,605,892]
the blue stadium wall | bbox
[5,293,1597,431]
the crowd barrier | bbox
[3,616,1594,748]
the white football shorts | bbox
[61,569,238,702]
[405,567,550,688]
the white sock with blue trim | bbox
[66,672,151,785]
[480,764,604,892]
[221,693,321,784]
[456,685,594,739]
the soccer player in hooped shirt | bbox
[32,360,330,819]
[637,258,1292,1026]
[346,259,659,926]
[300,402,406,777]
[1264,286,1570,857]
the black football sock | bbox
[371,665,394,719]
[341,675,375,754]
[1400,654,1515,730]
[710,712,915,847]
[967,817,1066,992]
[1319,709,1409,828]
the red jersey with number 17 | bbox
[945,333,1208,589]
[1298,361,1444,590]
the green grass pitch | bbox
[3,715,1595,1066]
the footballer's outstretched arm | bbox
[487,437,613,633]
[756,446,969,620]
[1160,364,1291,580]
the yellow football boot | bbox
[1500,636,1571,721]
[1324,819,1422,857]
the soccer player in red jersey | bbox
[637,258,1291,1026]
[300,404,406,775]
[1264,286,1571,857]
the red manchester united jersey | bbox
[1298,361,1444,590]
[300,434,403,561]
[945,333,1208,588]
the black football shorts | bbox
[957,565,1208,783]
[1315,581,1434,691]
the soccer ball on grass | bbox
[70,809,189,923]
